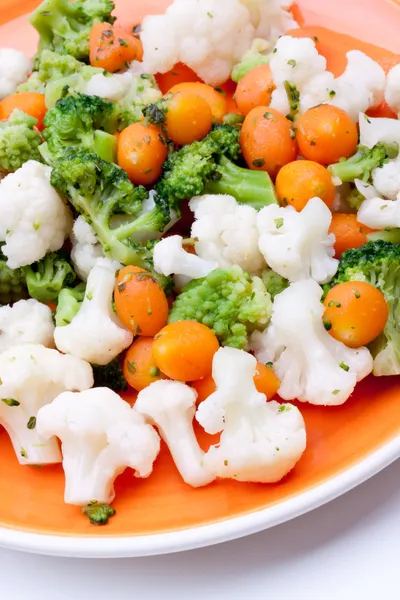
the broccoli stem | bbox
[367,229,400,244]
[328,145,393,183]
[204,156,278,209]
[93,130,117,163]
[114,206,168,241]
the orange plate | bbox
[1,0,400,543]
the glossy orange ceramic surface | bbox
[1,0,400,539]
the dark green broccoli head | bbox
[51,151,173,270]
[155,124,241,210]
[0,110,42,173]
[31,0,116,65]
[23,251,77,303]
[0,247,27,305]
[332,240,400,375]
[92,358,128,393]
[169,265,272,349]
[41,93,117,164]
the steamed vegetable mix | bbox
[3,0,400,525]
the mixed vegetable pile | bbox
[1,0,400,526]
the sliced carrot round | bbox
[114,266,169,337]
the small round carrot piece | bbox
[90,22,143,72]
[114,266,169,337]
[323,281,388,348]
[0,92,47,130]
[191,374,216,403]
[296,105,358,165]
[192,361,280,403]
[153,321,219,382]
[329,213,375,258]
[168,82,228,123]
[124,337,166,392]
[240,106,298,178]
[165,92,213,145]
[117,122,168,185]
[156,63,201,95]
[275,160,336,211]
[254,363,281,399]
[235,64,275,116]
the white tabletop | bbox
[1,459,399,600]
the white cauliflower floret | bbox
[385,63,400,114]
[240,0,298,40]
[300,72,336,113]
[330,51,385,120]
[0,49,32,100]
[372,157,400,201]
[84,72,133,101]
[141,0,254,86]
[0,299,54,353]
[356,113,400,204]
[359,113,400,149]
[154,235,217,282]
[357,196,400,230]
[270,36,326,88]
[250,280,373,406]
[196,347,306,483]
[270,37,385,121]
[190,194,265,274]
[71,216,105,282]
[0,344,93,466]
[36,388,160,505]
[54,260,133,366]
[135,380,215,487]
[0,161,73,269]
[257,197,338,284]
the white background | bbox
[1,460,400,599]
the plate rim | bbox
[1,434,399,558]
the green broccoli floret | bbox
[30,0,115,66]
[328,144,397,183]
[92,358,128,392]
[40,93,118,165]
[155,124,277,210]
[331,240,400,375]
[51,151,172,269]
[23,252,77,303]
[169,265,272,349]
[18,49,102,98]
[114,74,162,131]
[82,501,116,525]
[204,156,278,209]
[0,248,27,305]
[55,282,86,326]
[261,269,289,300]
[0,110,42,173]
[231,39,272,82]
